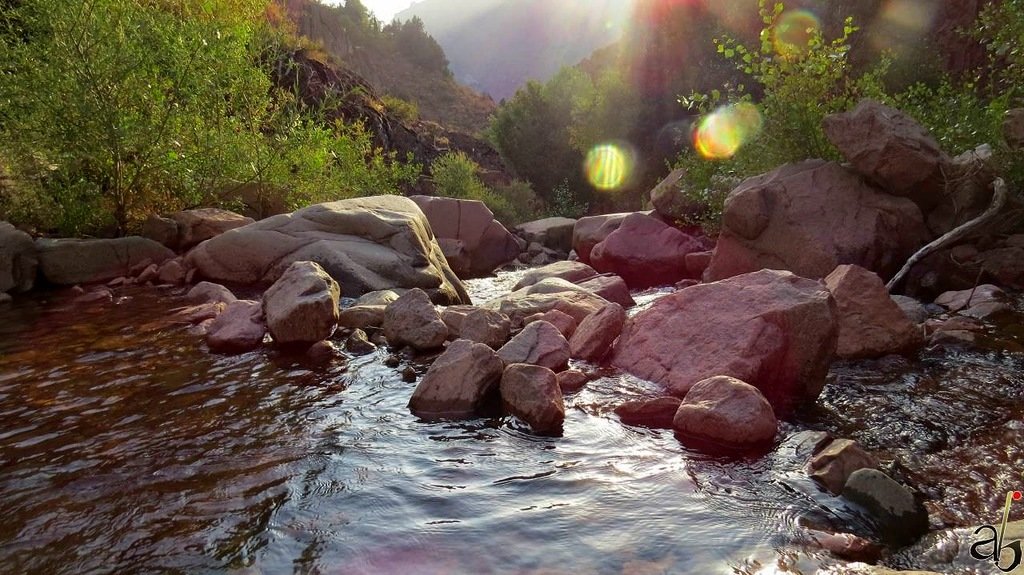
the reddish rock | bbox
[500,363,565,435]
[441,306,511,349]
[408,339,504,419]
[515,217,576,253]
[512,261,597,291]
[523,309,578,339]
[338,305,385,329]
[672,376,778,449]
[172,302,226,324]
[485,284,609,327]
[383,289,448,351]
[411,195,520,279]
[590,212,704,289]
[206,300,266,353]
[157,258,187,285]
[806,438,880,494]
[569,302,626,362]
[685,251,713,279]
[823,99,951,210]
[611,269,837,411]
[497,320,570,371]
[575,274,635,308]
[573,212,630,264]
[824,265,923,359]
[614,397,682,429]
[556,369,589,393]
[704,160,929,282]
[187,281,237,305]
[934,284,1006,313]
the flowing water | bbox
[1,273,1022,575]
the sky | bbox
[326,0,418,24]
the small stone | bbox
[842,468,929,546]
[402,366,417,383]
[557,369,589,394]
[187,281,236,305]
[0,292,12,304]
[806,438,880,494]
[408,339,504,419]
[338,305,385,329]
[345,329,377,356]
[672,375,778,450]
[523,309,577,339]
[157,258,187,285]
[206,300,266,353]
[614,397,682,429]
[384,354,401,368]
[137,264,159,284]
[382,288,448,351]
[73,288,113,304]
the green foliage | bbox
[0,0,417,235]
[568,69,641,153]
[431,152,542,226]
[973,0,1024,102]
[381,94,420,124]
[491,179,543,225]
[547,179,589,219]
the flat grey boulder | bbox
[36,237,173,285]
[0,221,37,293]
[408,339,504,419]
[263,261,340,346]
[515,217,576,253]
[185,195,470,305]
[512,261,597,291]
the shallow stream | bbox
[1,271,1022,574]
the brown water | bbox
[1,276,1022,574]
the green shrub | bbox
[491,179,543,226]
[381,94,420,124]
[547,180,589,219]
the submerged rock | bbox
[612,269,837,411]
[206,300,266,353]
[842,468,929,547]
[383,288,448,351]
[185,195,470,305]
[408,339,504,419]
[500,363,565,435]
[441,306,510,349]
[614,397,682,429]
[672,376,778,450]
[263,261,340,346]
[806,438,880,495]
[36,237,174,285]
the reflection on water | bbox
[0,278,1021,574]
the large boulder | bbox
[512,261,597,291]
[0,221,37,293]
[500,363,565,435]
[515,217,576,253]
[649,168,707,223]
[569,302,626,362]
[206,300,267,353]
[410,195,520,278]
[672,376,778,449]
[573,212,630,264]
[575,274,635,308]
[408,339,505,419]
[823,99,951,210]
[806,438,879,495]
[590,212,705,289]
[611,269,837,411]
[497,320,570,371]
[704,160,929,282]
[263,261,340,346]
[36,237,174,285]
[185,195,470,305]
[382,288,448,351]
[824,265,923,359]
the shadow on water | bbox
[0,276,1021,574]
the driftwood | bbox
[887,178,1008,293]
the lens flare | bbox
[693,103,763,160]
[585,144,632,191]
[774,9,820,58]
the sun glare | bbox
[693,103,763,160]
[773,9,820,58]
[584,143,634,191]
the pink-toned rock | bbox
[824,265,923,359]
[924,315,985,336]
[704,160,929,283]
[523,309,578,339]
[590,212,704,289]
[408,339,505,419]
[187,281,236,305]
[136,263,159,284]
[172,302,226,324]
[206,300,266,353]
[569,302,626,362]
[512,261,597,291]
[157,258,187,285]
[383,288,448,351]
[73,288,113,304]
[515,217,576,253]
[611,269,837,411]
[263,261,340,346]
[672,375,778,449]
[556,369,589,393]
[411,195,521,279]
[500,363,565,435]
[806,438,879,495]
[614,397,682,429]
[485,285,608,327]
[170,208,254,250]
[575,274,635,308]
[573,212,630,264]
[685,251,713,278]
[934,284,1006,313]
[497,320,570,371]
[338,305,385,329]
[823,99,951,210]
[441,306,511,349]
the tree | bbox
[389,16,450,76]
